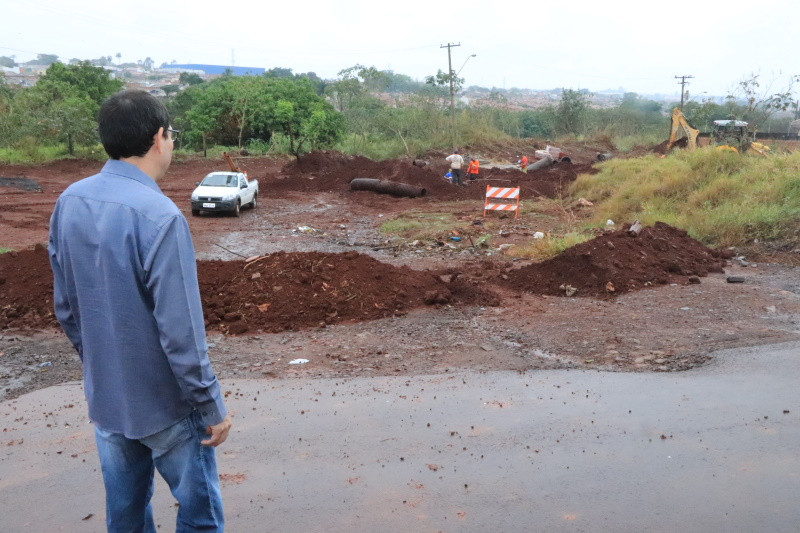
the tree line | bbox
[1,61,796,161]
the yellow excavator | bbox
[711,119,770,156]
[666,107,699,151]
[666,107,770,156]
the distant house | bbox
[3,73,38,87]
[20,64,50,75]
[160,63,265,76]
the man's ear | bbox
[152,127,166,153]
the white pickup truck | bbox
[190,171,258,217]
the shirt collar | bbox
[101,159,164,194]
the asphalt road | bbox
[1,341,799,532]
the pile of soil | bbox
[0,246,499,333]
[635,137,688,156]
[500,222,729,298]
[0,222,728,332]
[0,244,55,330]
[272,151,595,201]
[197,250,499,334]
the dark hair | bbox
[98,90,170,159]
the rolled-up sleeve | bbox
[144,215,226,427]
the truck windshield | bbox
[201,174,238,187]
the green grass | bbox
[506,231,593,260]
[613,132,665,152]
[380,210,461,240]
[569,148,800,247]
[0,143,106,164]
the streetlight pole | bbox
[457,54,476,77]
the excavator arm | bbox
[666,107,699,151]
[223,151,241,172]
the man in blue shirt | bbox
[49,90,231,532]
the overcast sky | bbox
[4,0,798,98]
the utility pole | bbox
[675,75,694,110]
[441,42,461,150]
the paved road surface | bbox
[2,341,799,532]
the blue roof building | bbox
[160,64,265,76]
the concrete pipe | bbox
[597,153,613,161]
[527,156,555,172]
[349,178,427,198]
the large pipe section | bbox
[349,178,427,198]
[527,157,556,172]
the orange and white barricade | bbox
[483,185,520,218]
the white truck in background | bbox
[190,152,258,217]
[190,171,258,217]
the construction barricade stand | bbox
[483,185,520,218]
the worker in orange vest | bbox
[466,157,480,181]
[517,155,529,172]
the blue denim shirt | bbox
[48,160,226,439]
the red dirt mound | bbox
[0,222,729,332]
[0,244,56,330]
[0,247,499,333]
[500,222,729,298]
[197,250,499,334]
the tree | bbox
[325,65,392,112]
[264,67,294,79]
[0,56,15,68]
[16,62,124,154]
[264,78,343,157]
[726,72,800,129]
[553,89,589,135]
[29,54,59,65]
[519,110,552,138]
[161,84,181,96]
[384,71,422,93]
[38,61,123,106]
[11,81,96,154]
[178,72,204,86]
[180,76,343,157]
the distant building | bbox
[20,64,50,75]
[160,63,264,76]
[2,72,38,87]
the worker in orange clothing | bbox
[517,155,529,172]
[466,157,480,181]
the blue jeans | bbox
[94,411,224,532]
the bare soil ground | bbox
[1,144,799,401]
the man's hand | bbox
[201,415,232,447]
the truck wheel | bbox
[191,209,200,216]
[249,194,257,210]
[232,201,241,217]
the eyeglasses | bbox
[167,128,180,141]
